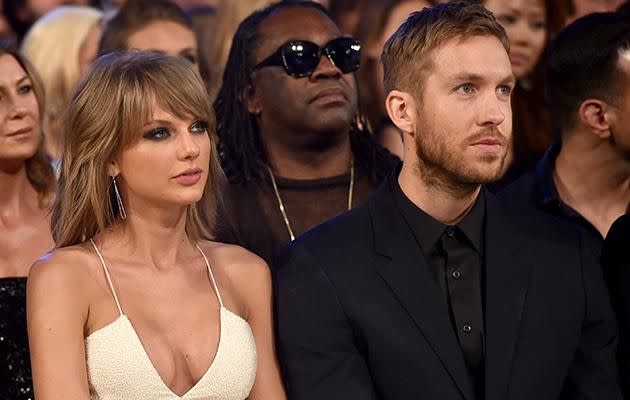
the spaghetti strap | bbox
[195,243,224,308]
[89,239,124,316]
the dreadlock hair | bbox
[214,0,398,186]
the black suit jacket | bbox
[602,214,630,399]
[274,181,622,400]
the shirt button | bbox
[452,270,461,279]
[446,228,455,238]
[462,324,472,333]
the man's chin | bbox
[309,114,353,134]
[456,162,507,185]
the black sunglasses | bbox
[253,37,361,78]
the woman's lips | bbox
[6,127,33,139]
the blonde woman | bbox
[27,52,286,400]
[20,5,102,162]
[0,43,55,400]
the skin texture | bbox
[0,54,53,278]
[126,21,200,72]
[246,6,357,179]
[387,35,515,224]
[484,0,546,79]
[27,105,287,399]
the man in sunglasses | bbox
[213,1,399,265]
[274,2,622,400]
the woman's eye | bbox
[531,20,547,30]
[190,120,208,133]
[145,128,169,140]
[497,14,517,26]
[182,53,198,65]
[18,85,32,95]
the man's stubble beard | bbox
[413,117,511,197]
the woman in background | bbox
[355,0,434,158]
[482,0,568,179]
[0,43,55,400]
[20,5,103,164]
[99,0,200,73]
[27,52,286,400]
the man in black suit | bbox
[273,2,622,400]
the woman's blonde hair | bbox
[20,6,102,133]
[52,51,223,248]
[0,43,55,208]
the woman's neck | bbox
[99,200,197,271]
[0,163,39,217]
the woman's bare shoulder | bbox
[197,241,271,289]
[199,241,268,271]
[28,243,101,293]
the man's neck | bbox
[554,133,630,236]
[398,161,480,225]
[264,130,353,180]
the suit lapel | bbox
[369,183,475,400]
[483,193,533,400]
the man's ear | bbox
[385,90,417,138]
[243,83,262,115]
[578,99,613,139]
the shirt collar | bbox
[532,140,604,240]
[389,172,485,256]
[534,140,563,208]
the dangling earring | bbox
[111,175,127,220]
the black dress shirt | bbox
[531,142,604,241]
[391,177,485,395]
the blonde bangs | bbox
[118,56,215,149]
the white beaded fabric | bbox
[85,240,257,399]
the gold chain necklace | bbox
[266,159,355,241]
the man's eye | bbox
[497,86,512,97]
[457,84,474,95]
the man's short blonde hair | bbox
[382,1,509,98]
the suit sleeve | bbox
[273,245,380,400]
[561,229,623,400]
[602,214,630,399]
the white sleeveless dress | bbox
[84,240,257,399]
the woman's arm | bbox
[27,250,92,399]
[232,249,287,400]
